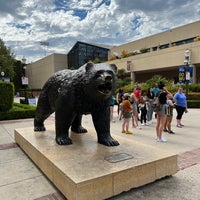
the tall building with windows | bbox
[67,41,111,69]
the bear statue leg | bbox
[34,118,46,131]
[34,95,52,132]
[71,114,87,133]
[55,110,74,145]
[92,107,119,146]
[34,110,52,132]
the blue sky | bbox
[0,0,199,63]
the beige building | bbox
[107,20,200,83]
[26,53,67,88]
[26,21,200,89]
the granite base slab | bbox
[15,125,178,200]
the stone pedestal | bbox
[15,125,177,200]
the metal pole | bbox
[185,64,189,98]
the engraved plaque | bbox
[104,153,133,163]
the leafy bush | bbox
[0,102,36,120]
[117,75,200,108]
[187,100,200,108]
[0,82,14,111]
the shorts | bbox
[123,112,132,118]
[132,102,138,111]
[157,104,168,115]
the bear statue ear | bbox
[110,64,117,73]
[85,62,94,72]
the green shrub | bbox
[187,92,200,100]
[187,100,200,108]
[0,102,36,120]
[0,82,14,111]
[189,84,200,92]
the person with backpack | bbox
[155,82,169,142]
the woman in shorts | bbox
[122,93,133,134]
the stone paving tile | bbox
[34,192,66,200]
[0,142,18,150]
[178,148,200,170]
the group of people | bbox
[111,83,188,142]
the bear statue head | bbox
[83,62,117,101]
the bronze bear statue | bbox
[34,62,119,146]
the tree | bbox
[145,75,168,88]
[13,60,24,92]
[0,38,15,81]
[117,68,126,79]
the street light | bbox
[184,49,191,98]
[1,71,5,81]
[21,58,28,103]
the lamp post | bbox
[184,49,191,98]
[21,58,28,103]
[1,71,5,81]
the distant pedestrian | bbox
[116,89,124,120]
[130,89,141,129]
[138,90,148,126]
[152,83,160,96]
[146,87,155,124]
[109,95,116,122]
[173,87,188,128]
[155,82,169,142]
[163,93,175,134]
[122,93,133,134]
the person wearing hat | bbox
[121,93,133,134]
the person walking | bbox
[173,87,188,128]
[121,93,133,134]
[155,82,169,142]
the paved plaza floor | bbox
[0,101,200,200]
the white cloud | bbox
[0,0,199,63]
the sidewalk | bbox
[0,105,200,200]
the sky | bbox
[0,0,199,63]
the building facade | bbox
[26,53,67,88]
[107,20,200,84]
[26,21,200,89]
[67,41,110,69]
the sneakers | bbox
[168,130,175,134]
[177,124,182,128]
[163,129,168,132]
[156,137,167,142]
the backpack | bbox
[152,92,161,112]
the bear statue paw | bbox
[71,126,88,134]
[34,126,46,132]
[98,137,120,146]
[56,136,72,145]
